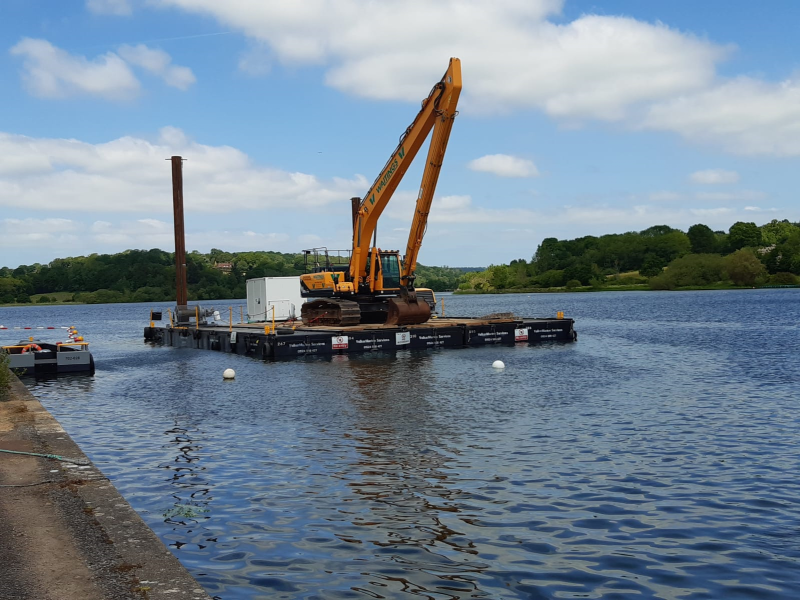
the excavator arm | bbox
[401,69,461,287]
[300,58,461,327]
[350,58,462,289]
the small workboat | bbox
[3,340,95,376]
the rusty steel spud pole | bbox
[171,156,188,308]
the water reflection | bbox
[160,421,215,551]
[334,354,492,598]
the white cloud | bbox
[86,219,292,249]
[154,0,726,120]
[648,191,684,202]
[86,0,132,16]
[118,44,196,90]
[9,39,195,99]
[0,128,367,214]
[694,190,765,203]
[137,1,800,157]
[644,77,800,156]
[238,43,272,77]
[297,234,323,246]
[689,207,735,218]
[0,217,300,258]
[468,154,539,178]
[0,218,81,249]
[9,38,139,100]
[690,169,740,184]
[384,189,791,238]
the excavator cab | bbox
[379,252,401,290]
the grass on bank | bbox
[30,292,77,304]
[0,350,10,400]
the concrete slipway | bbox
[0,375,211,600]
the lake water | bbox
[2,289,800,599]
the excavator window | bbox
[380,253,401,289]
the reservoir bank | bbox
[0,376,211,599]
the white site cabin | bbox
[246,276,304,322]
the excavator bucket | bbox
[385,297,431,326]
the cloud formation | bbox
[85,0,132,16]
[118,44,197,90]
[9,39,196,99]
[9,38,140,100]
[154,0,725,120]
[0,128,366,215]
[0,217,297,260]
[690,169,740,184]
[644,77,800,156]
[148,0,800,157]
[468,154,539,178]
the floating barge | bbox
[144,315,576,360]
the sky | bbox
[1,0,799,269]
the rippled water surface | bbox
[4,290,800,599]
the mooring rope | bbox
[0,448,91,465]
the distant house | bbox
[213,261,233,274]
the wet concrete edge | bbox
[2,375,212,600]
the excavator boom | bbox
[350,58,462,288]
[300,58,461,327]
[401,63,461,286]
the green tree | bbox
[687,224,718,254]
[649,254,726,290]
[640,225,677,238]
[648,230,691,264]
[563,262,593,285]
[760,219,798,246]
[537,270,565,288]
[728,221,762,251]
[725,249,766,286]
[488,265,510,290]
[640,253,665,277]
[532,238,568,273]
[770,272,799,285]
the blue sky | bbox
[2,0,799,269]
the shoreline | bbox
[1,283,798,308]
[453,284,800,295]
[0,375,211,599]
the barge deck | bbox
[144,315,576,360]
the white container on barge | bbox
[246,276,304,322]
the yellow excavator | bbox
[300,57,462,326]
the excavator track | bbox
[301,299,362,326]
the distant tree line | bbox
[0,247,469,304]
[4,219,797,304]
[458,219,800,292]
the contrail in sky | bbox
[84,31,232,51]
[127,31,232,45]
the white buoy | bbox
[223,368,236,380]
[492,360,505,369]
